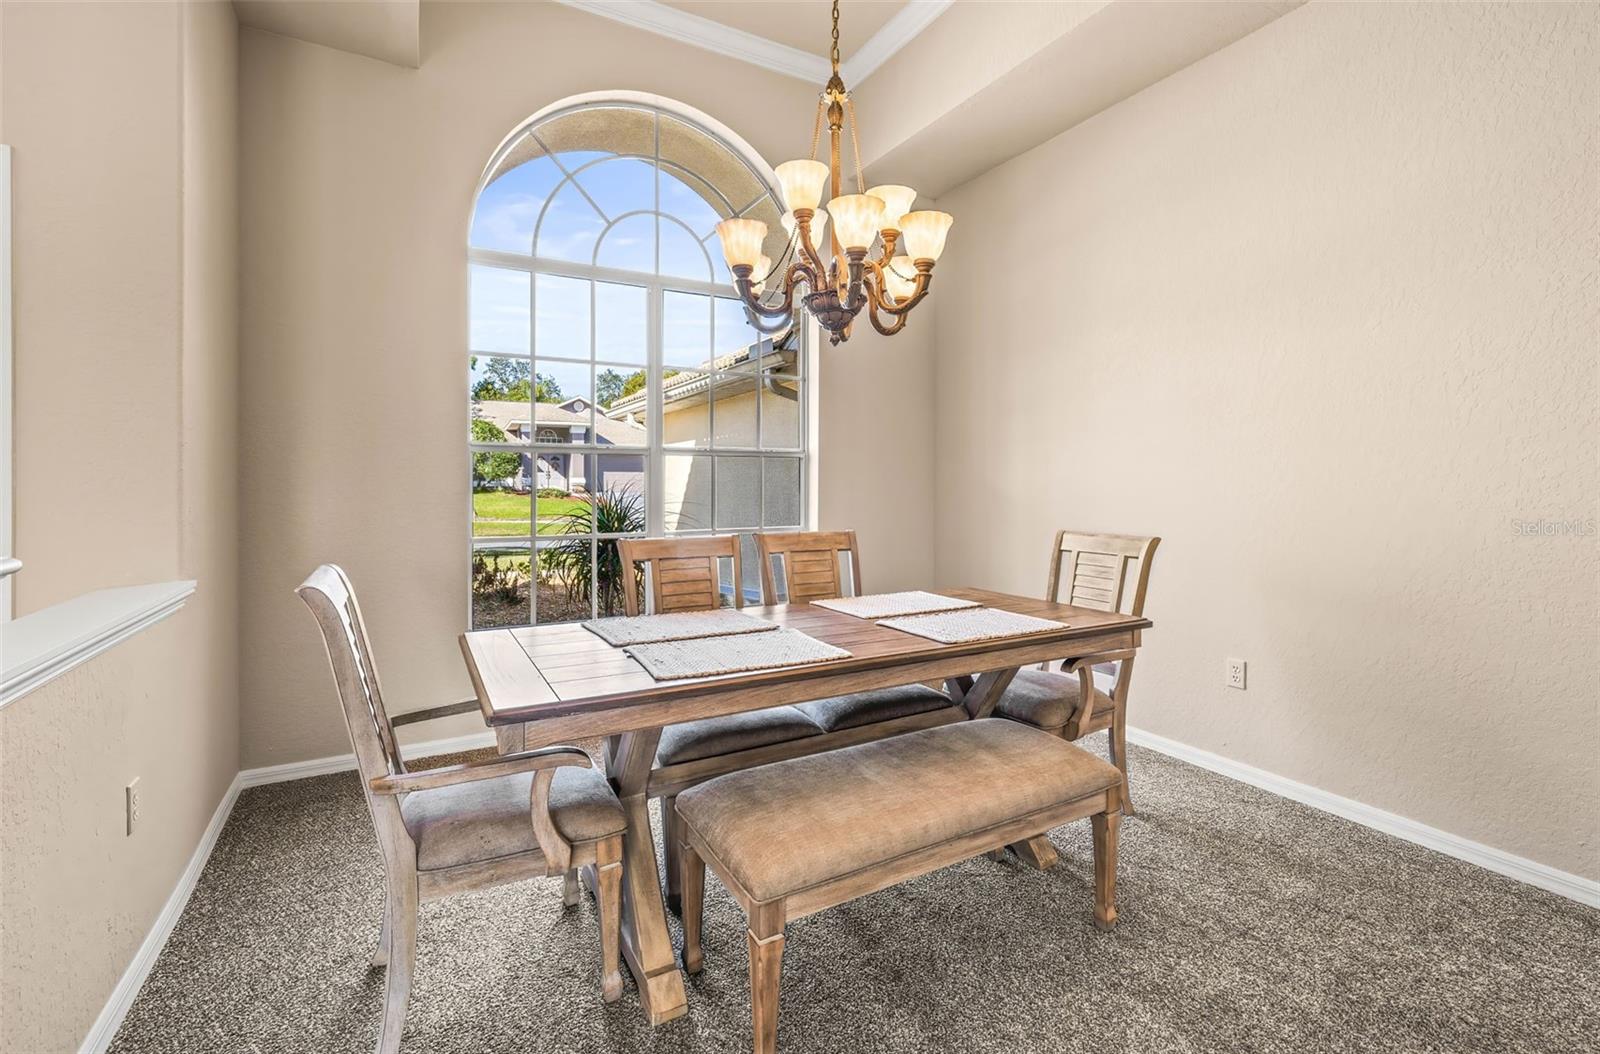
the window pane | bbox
[659,165,726,238]
[470,357,535,421]
[594,283,647,366]
[714,297,761,360]
[536,457,588,533]
[712,373,758,448]
[594,455,647,510]
[472,545,532,629]
[471,155,564,253]
[763,457,802,528]
[470,265,529,354]
[535,538,594,624]
[715,457,760,529]
[760,376,802,449]
[660,371,709,448]
[659,218,712,281]
[663,291,711,368]
[577,156,656,221]
[472,484,531,539]
[595,213,656,274]
[662,453,712,531]
[534,274,589,360]
[597,365,651,444]
[536,179,605,262]
[530,360,593,442]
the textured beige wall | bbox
[933,1,1599,878]
[237,0,933,766]
[0,3,240,1051]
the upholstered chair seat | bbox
[402,767,625,871]
[993,668,1117,734]
[656,706,826,766]
[796,684,954,732]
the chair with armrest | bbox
[296,564,626,1054]
[990,531,1160,814]
[612,534,962,911]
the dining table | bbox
[458,586,1152,1025]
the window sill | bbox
[0,580,197,709]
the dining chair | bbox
[990,531,1160,814]
[754,529,862,605]
[615,534,962,911]
[297,564,627,1054]
[617,535,743,615]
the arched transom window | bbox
[468,101,806,628]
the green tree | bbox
[597,368,626,408]
[534,372,563,403]
[470,417,522,487]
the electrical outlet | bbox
[1226,658,1247,691]
[126,778,141,836]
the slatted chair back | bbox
[296,564,410,852]
[617,536,743,617]
[1046,532,1161,616]
[755,530,863,605]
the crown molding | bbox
[554,0,831,83]
[842,1,953,86]
[553,1,950,88]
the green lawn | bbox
[472,490,589,538]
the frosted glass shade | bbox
[827,194,886,251]
[716,217,768,269]
[866,185,917,230]
[781,209,827,243]
[775,159,829,212]
[900,211,953,261]
[752,255,772,295]
[882,256,917,302]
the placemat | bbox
[878,607,1068,644]
[626,627,851,681]
[583,609,778,647]
[811,590,981,620]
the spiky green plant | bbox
[539,486,645,616]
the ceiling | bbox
[657,1,907,61]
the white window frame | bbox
[466,98,814,626]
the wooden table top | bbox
[460,587,1151,746]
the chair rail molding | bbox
[0,580,197,708]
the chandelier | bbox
[716,0,953,346]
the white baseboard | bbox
[77,771,243,1054]
[238,730,498,788]
[1126,726,1600,909]
[78,729,497,1053]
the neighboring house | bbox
[604,339,800,530]
[472,396,645,493]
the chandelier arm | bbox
[794,212,830,277]
[866,295,910,336]
[862,261,933,317]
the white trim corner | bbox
[1126,726,1600,909]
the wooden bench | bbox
[674,719,1124,1054]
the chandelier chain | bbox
[830,0,841,73]
[846,98,865,194]
[810,96,825,162]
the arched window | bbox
[468,99,807,627]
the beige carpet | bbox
[107,738,1598,1054]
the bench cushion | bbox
[402,767,624,871]
[797,684,955,732]
[657,705,825,766]
[675,720,1121,903]
[993,668,1114,732]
